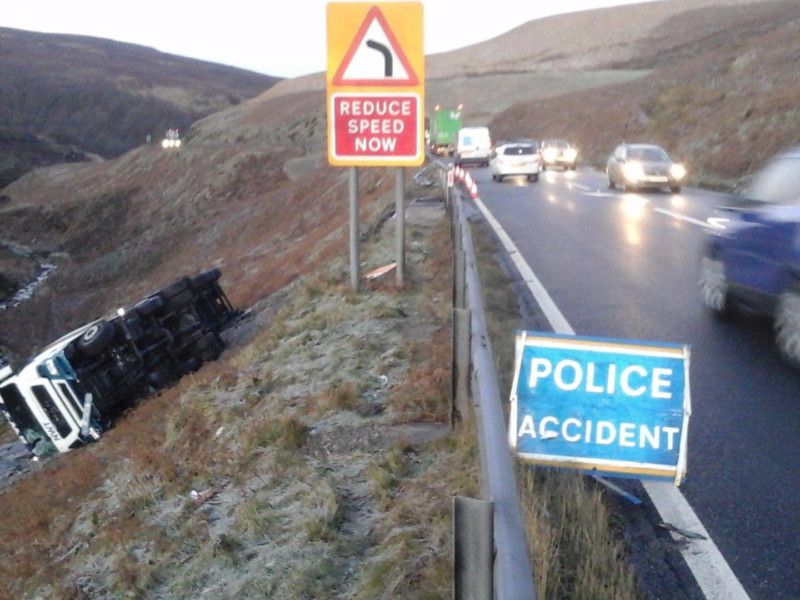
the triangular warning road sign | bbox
[332,6,419,86]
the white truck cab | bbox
[0,324,102,456]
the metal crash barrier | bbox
[433,159,537,600]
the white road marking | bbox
[471,195,751,600]
[654,208,719,229]
[570,182,592,191]
[581,191,617,198]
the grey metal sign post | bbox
[349,166,360,291]
[395,167,405,287]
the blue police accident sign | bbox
[509,332,691,485]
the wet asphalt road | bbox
[472,166,800,600]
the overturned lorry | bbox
[0,268,238,456]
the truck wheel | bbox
[775,286,800,368]
[196,332,223,362]
[76,320,116,356]
[161,277,191,298]
[192,268,221,289]
[181,357,202,373]
[160,277,194,309]
[134,295,165,317]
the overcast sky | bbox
[1,0,650,78]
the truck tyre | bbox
[76,320,116,356]
[160,277,194,309]
[196,332,223,362]
[192,268,221,288]
[181,357,202,373]
[134,295,165,317]
[160,277,191,299]
[775,285,800,369]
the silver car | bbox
[606,143,686,193]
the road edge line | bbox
[471,195,751,600]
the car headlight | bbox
[623,161,645,182]
[564,148,578,161]
[543,148,557,162]
[670,163,686,180]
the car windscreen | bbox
[746,157,800,204]
[628,147,669,162]
[503,146,535,156]
[548,140,569,149]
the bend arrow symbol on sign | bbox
[332,5,418,86]
[366,40,392,77]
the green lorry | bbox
[428,105,462,156]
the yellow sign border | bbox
[326,2,425,167]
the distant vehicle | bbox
[699,147,800,366]
[455,126,492,168]
[162,128,181,149]
[428,105,462,156]
[541,139,578,170]
[490,142,541,182]
[514,138,541,151]
[606,143,686,193]
[0,269,238,456]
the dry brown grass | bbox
[390,331,452,423]
[519,468,640,599]
[0,449,105,593]
[356,420,479,599]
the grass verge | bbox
[470,219,643,600]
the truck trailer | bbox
[428,105,462,156]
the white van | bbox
[456,127,492,167]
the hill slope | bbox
[490,0,800,184]
[0,27,279,187]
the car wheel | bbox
[529,174,539,183]
[670,186,681,193]
[76,320,116,356]
[775,286,800,368]
[699,256,730,317]
[608,177,616,190]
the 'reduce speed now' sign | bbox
[326,2,424,166]
[509,332,691,485]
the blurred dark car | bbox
[699,147,800,365]
[606,143,686,193]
